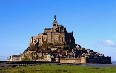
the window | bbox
[53,24,56,26]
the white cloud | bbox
[103,40,116,47]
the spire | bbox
[54,15,56,21]
[53,15,57,23]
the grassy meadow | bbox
[0,64,116,73]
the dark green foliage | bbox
[63,46,69,50]
[22,57,30,61]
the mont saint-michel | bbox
[7,15,111,64]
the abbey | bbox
[30,15,75,49]
[7,15,111,64]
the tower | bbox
[54,15,56,21]
[53,15,58,32]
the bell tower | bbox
[53,15,58,31]
[53,15,57,23]
[54,15,56,21]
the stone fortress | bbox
[7,15,111,64]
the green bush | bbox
[22,57,30,61]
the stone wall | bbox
[86,57,111,64]
[60,58,81,64]
[81,57,86,64]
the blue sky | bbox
[0,0,116,61]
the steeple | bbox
[53,15,57,23]
[54,15,56,21]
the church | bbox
[30,15,75,50]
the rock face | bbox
[20,15,111,64]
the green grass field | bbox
[0,64,116,73]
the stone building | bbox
[7,55,21,61]
[30,15,75,49]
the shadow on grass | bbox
[18,70,26,73]
[56,69,68,73]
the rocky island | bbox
[7,15,111,64]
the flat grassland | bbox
[0,64,116,73]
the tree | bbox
[22,56,30,61]
[63,46,69,50]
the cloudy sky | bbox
[0,0,116,61]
